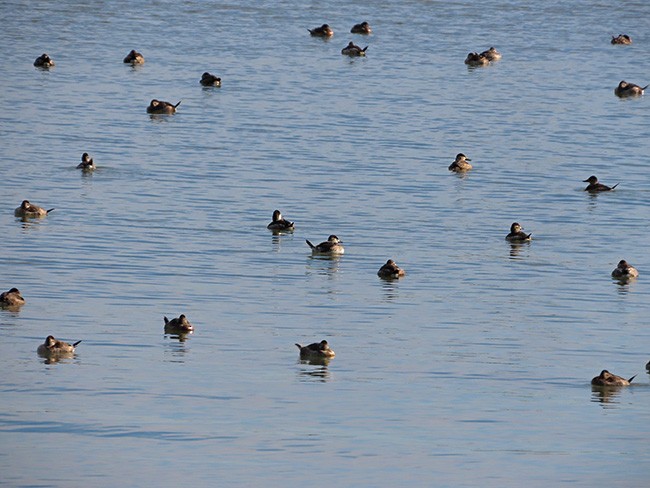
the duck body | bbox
[611,260,639,279]
[306,235,344,255]
[591,370,635,386]
[464,52,489,66]
[77,152,95,171]
[295,340,335,359]
[200,72,221,86]
[308,24,333,37]
[164,314,194,333]
[506,222,532,242]
[0,288,25,307]
[611,34,632,45]
[37,335,81,358]
[480,47,501,61]
[351,22,372,34]
[267,209,294,231]
[14,200,54,218]
[448,153,472,172]
[377,259,406,279]
[34,53,55,68]
[615,80,647,97]
[341,41,367,56]
[583,175,618,192]
[147,99,181,114]
[123,49,144,64]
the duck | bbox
[611,34,632,45]
[350,21,372,34]
[14,200,54,218]
[505,222,532,242]
[308,24,334,37]
[480,47,502,61]
[591,370,635,387]
[306,235,344,255]
[377,259,406,279]
[123,49,145,64]
[611,260,639,279]
[200,72,222,87]
[33,53,55,68]
[37,335,81,357]
[295,340,335,359]
[267,209,294,232]
[583,175,618,192]
[0,288,25,307]
[164,314,194,333]
[448,153,472,172]
[341,41,368,56]
[614,80,647,97]
[146,99,181,114]
[464,52,489,66]
[77,152,95,171]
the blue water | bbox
[1,0,650,486]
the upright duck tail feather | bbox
[73,340,82,347]
[295,343,302,349]
[46,208,55,214]
[306,239,315,249]
[611,183,619,190]
[174,101,182,108]
[628,375,637,383]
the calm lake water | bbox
[1,0,650,486]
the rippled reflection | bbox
[297,359,331,382]
[591,385,624,407]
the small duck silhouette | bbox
[464,52,489,66]
[615,80,647,97]
[123,49,144,64]
[295,340,335,359]
[14,200,55,218]
[611,260,639,279]
[200,72,222,87]
[37,335,81,357]
[506,222,532,242]
[306,235,344,255]
[308,24,334,37]
[377,259,406,279]
[611,34,632,45]
[147,99,181,114]
[480,47,501,61]
[448,153,472,172]
[34,53,55,68]
[583,175,618,192]
[267,209,294,232]
[0,288,25,307]
[341,41,368,56]
[77,152,95,171]
[350,22,372,34]
[591,370,635,387]
[164,314,194,333]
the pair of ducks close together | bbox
[267,211,406,278]
[308,21,372,37]
[146,71,221,115]
[464,47,502,66]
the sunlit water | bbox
[1,0,650,486]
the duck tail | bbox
[611,183,619,190]
[642,85,649,91]
[362,46,369,52]
[526,233,532,239]
[628,375,636,383]
[174,101,182,108]
[46,208,55,214]
[164,316,169,325]
[306,239,315,249]
[295,343,302,349]
[73,340,82,347]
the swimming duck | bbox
[14,200,54,218]
[37,335,81,357]
[464,52,489,66]
[615,80,647,97]
[33,53,55,68]
[295,340,335,359]
[591,370,635,387]
[164,314,194,333]
[123,49,145,64]
[306,235,344,255]
[583,175,618,192]
[341,41,368,56]
[308,24,334,37]
[0,288,25,307]
[77,152,95,171]
[448,153,472,172]
[611,34,632,45]
[506,222,532,242]
[267,209,294,232]
[200,72,222,87]
[377,259,406,279]
[480,47,502,61]
[611,260,639,279]
[351,21,372,34]
[147,99,181,114]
